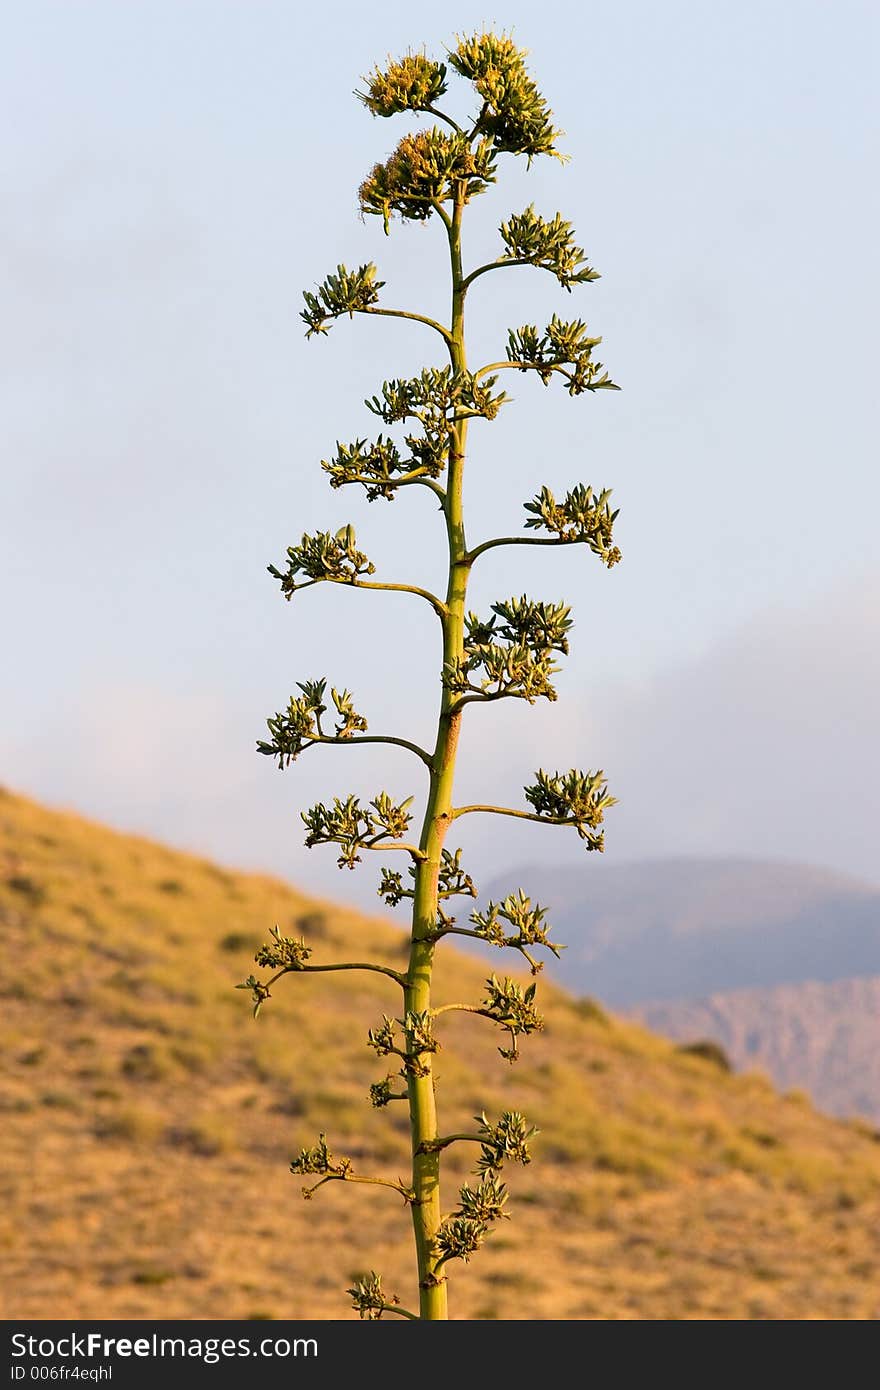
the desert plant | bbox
[241,31,621,1320]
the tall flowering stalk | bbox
[241,32,621,1321]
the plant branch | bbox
[301,962,409,985]
[450,805,579,829]
[430,199,453,233]
[432,926,486,945]
[432,926,542,974]
[266,961,408,988]
[375,1303,420,1320]
[303,733,434,771]
[332,469,447,506]
[338,464,434,488]
[424,104,463,133]
[302,1172,415,1202]
[432,1003,494,1019]
[417,1133,485,1154]
[446,689,519,715]
[466,535,575,564]
[293,575,447,621]
[362,305,455,350]
[473,360,574,383]
[461,257,532,292]
[414,477,448,504]
[356,579,448,620]
[363,841,427,861]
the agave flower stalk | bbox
[242,31,622,1321]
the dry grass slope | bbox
[1,787,878,1320]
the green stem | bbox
[291,576,447,622]
[473,360,579,385]
[353,579,448,620]
[451,804,578,827]
[304,733,435,770]
[334,467,447,499]
[360,841,426,859]
[418,1133,485,1153]
[361,305,455,350]
[405,186,471,1321]
[274,961,408,987]
[466,535,575,563]
[432,1003,492,1018]
[301,1172,414,1201]
[460,256,532,292]
[377,1303,420,1320]
[434,925,545,973]
[424,104,463,133]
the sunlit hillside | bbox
[2,787,878,1320]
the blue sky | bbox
[2,2,878,906]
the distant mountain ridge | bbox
[485,857,880,1006]
[630,976,880,1122]
[483,856,880,1121]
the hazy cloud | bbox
[469,572,880,887]
[4,574,876,910]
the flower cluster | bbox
[301,263,384,337]
[481,974,544,1062]
[319,369,507,503]
[235,974,272,1019]
[268,526,374,598]
[448,31,562,160]
[359,128,497,231]
[524,768,617,850]
[358,53,448,117]
[432,1112,536,1267]
[367,1010,438,1082]
[500,205,598,289]
[475,1110,538,1172]
[506,316,619,394]
[434,1172,510,1265]
[257,679,367,767]
[369,1075,406,1109]
[289,1133,350,1179]
[235,925,316,1016]
[444,596,573,703]
[470,890,560,964]
[378,846,476,909]
[367,366,507,443]
[524,483,621,567]
[253,926,312,972]
[301,791,414,869]
[321,435,420,502]
[347,1271,401,1320]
